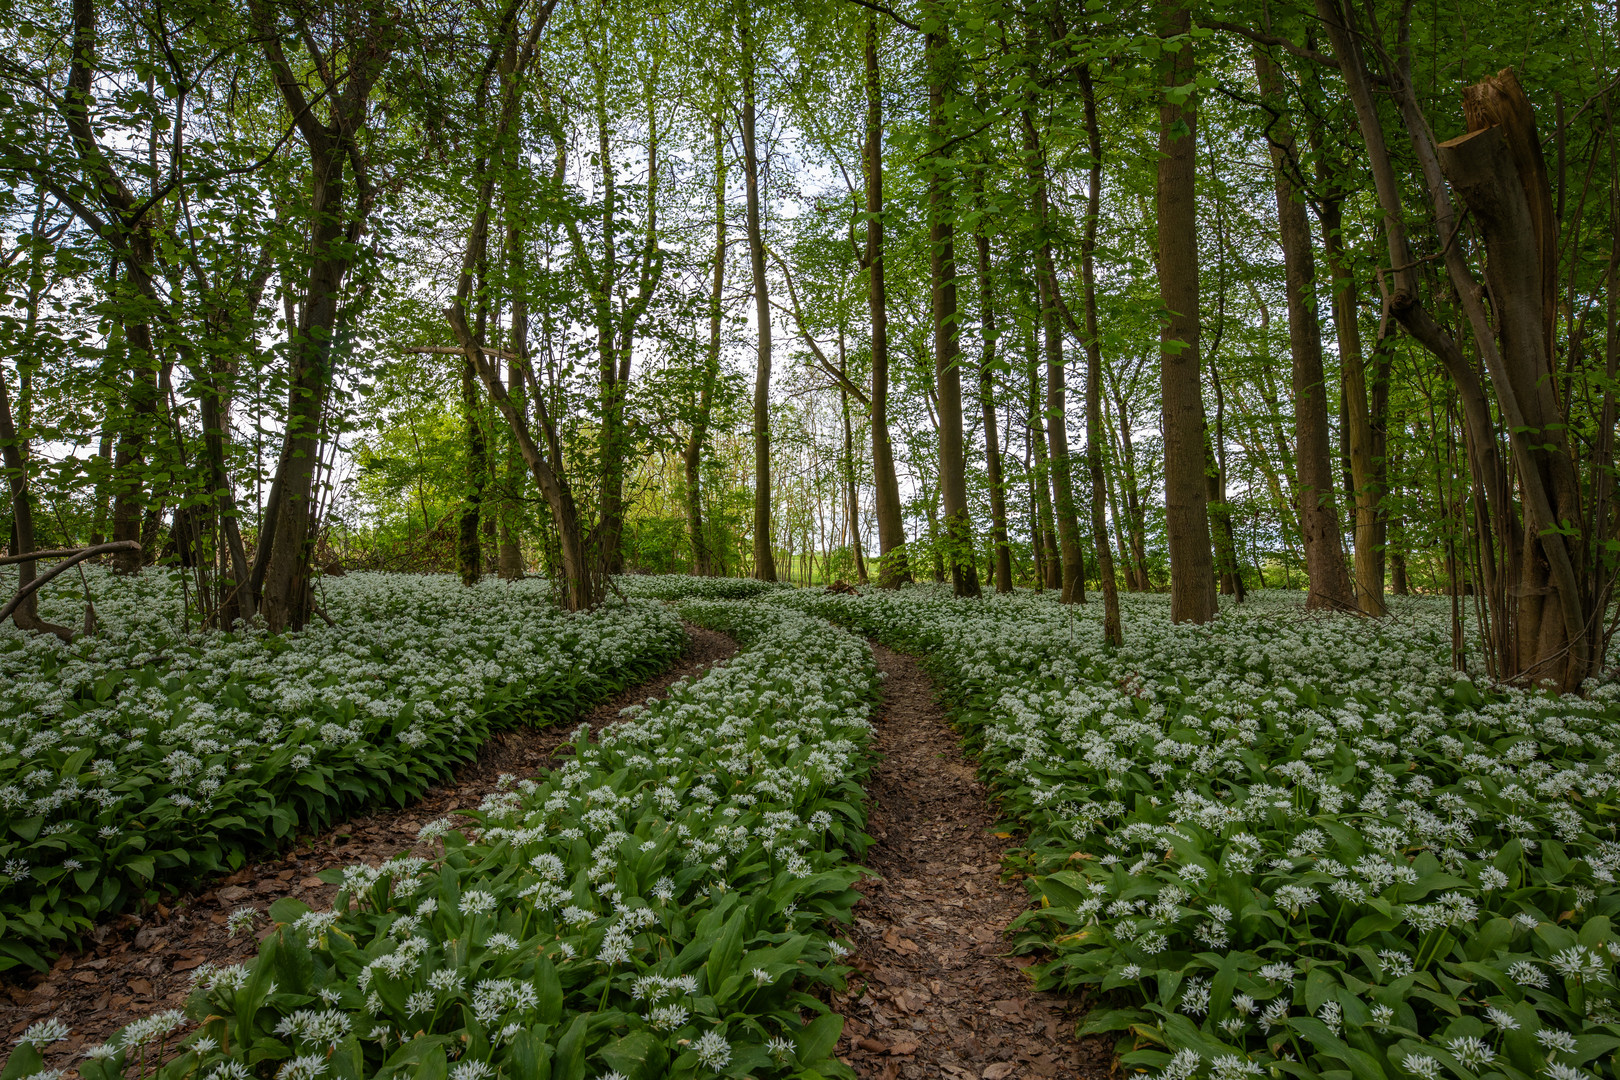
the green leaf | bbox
[597,1031,668,1080]
[268,897,311,925]
[794,1011,844,1064]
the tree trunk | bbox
[972,211,1013,593]
[1157,0,1216,623]
[458,352,485,586]
[1321,194,1389,614]
[686,114,726,578]
[1,360,73,640]
[741,8,776,583]
[1438,80,1591,688]
[1077,62,1122,642]
[926,20,979,599]
[1322,0,1592,687]
[864,18,908,589]
[838,332,869,584]
[1021,112,1084,603]
[1108,383,1152,591]
[1254,47,1355,613]
[248,0,390,632]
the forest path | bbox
[831,643,1108,1080]
[2,625,739,1071]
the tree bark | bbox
[1157,0,1217,623]
[863,18,908,589]
[741,7,776,582]
[1020,111,1084,603]
[926,19,979,598]
[1077,62,1122,642]
[248,0,391,631]
[686,113,725,577]
[972,209,1012,593]
[1321,192,1389,614]
[1254,46,1355,612]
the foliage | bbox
[69,596,876,1080]
[779,586,1620,1080]
[0,571,685,973]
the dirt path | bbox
[1,624,739,1068]
[831,644,1108,1080]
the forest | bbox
[1,0,1619,1076]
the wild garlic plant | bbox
[0,571,685,974]
[782,586,1620,1080]
[71,599,874,1080]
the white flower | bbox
[1486,1006,1520,1030]
[694,1030,731,1071]
[16,1018,70,1047]
[276,1055,329,1080]
[1510,961,1551,990]
[1446,1036,1495,1068]
[1536,1029,1578,1054]
[1401,1054,1441,1080]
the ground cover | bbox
[785,587,1620,1080]
[612,578,792,603]
[14,599,877,1080]
[0,571,686,974]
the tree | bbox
[1156,0,1216,624]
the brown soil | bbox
[832,644,1111,1080]
[1,624,739,1072]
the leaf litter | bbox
[830,644,1111,1080]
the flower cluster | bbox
[783,585,1620,1080]
[0,570,685,972]
[79,596,870,1080]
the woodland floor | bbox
[1,625,739,1071]
[830,645,1110,1080]
[5,624,1114,1080]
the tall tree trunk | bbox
[1321,195,1389,614]
[1077,62,1122,643]
[1156,0,1216,623]
[925,19,979,598]
[1028,333,1062,590]
[972,210,1012,593]
[863,18,908,588]
[593,106,627,579]
[740,7,776,582]
[1110,383,1152,591]
[248,0,390,631]
[458,351,485,586]
[838,331,869,584]
[1254,47,1355,613]
[1021,112,1084,602]
[686,114,725,577]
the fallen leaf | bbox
[173,955,208,972]
[129,978,153,997]
[983,1064,1017,1079]
[300,877,325,889]
[889,1039,920,1055]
